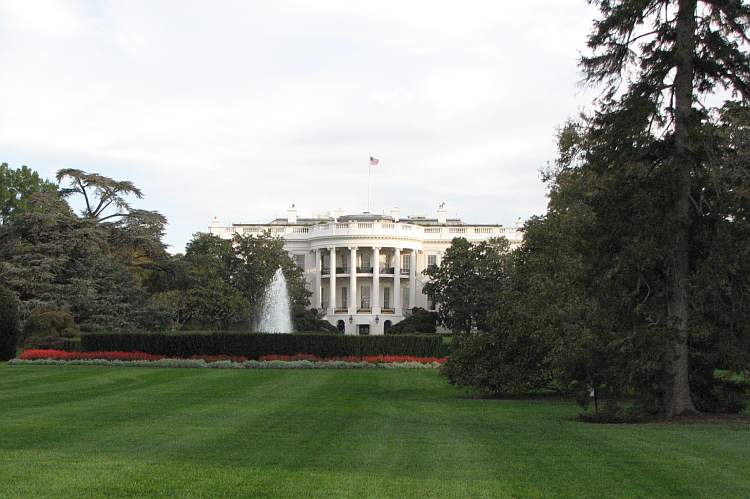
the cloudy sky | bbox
[0,0,600,252]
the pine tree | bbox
[581,0,750,417]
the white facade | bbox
[208,206,522,335]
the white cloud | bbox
[0,0,600,252]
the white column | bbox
[328,247,336,316]
[314,248,322,309]
[409,250,417,311]
[372,246,381,314]
[394,247,401,315]
[348,246,357,315]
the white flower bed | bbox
[8,358,441,369]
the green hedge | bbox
[80,332,443,358]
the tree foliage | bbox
[0,163,56,224]
[387,307,438,334]
[0,286,20,360]
[423,237,511,334]
[0,167,169,333]
[574,0,750,417]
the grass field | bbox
[1,365,748,498]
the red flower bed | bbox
[19,349,447,364]
[20,349,164,361]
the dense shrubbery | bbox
[21,308,80,349]
[292,309,339,334]
[442,331,552,395]
[0,287,20,360]
[81,332,443,358]
[387,308,438,334]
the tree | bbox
[231,232,311,328]
[423,237,511,334]
[56,169,168,278]
[580,0,750,417]
[0,163,56,224]
[0,191,157,332]
[0,286,20,360]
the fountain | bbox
[255,267,294,333]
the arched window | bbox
[383,320,393,334]
[336,320,345,333]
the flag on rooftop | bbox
[369,156,379,166]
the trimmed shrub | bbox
[0,287,21,360]
[387,308,438,334]
[22,308,80,349]
[80,332,443,358]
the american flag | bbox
[369,156,379,166]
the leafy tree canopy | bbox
[0,163,56,224]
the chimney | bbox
[437,203,447,224]
[287,204,298,224]
[334,208,344,222]
[390,207,401,222]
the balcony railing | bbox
[400,268,410,275]
[336,266,349,274]
[379,267,395,274]
[211,221,524,244]
[322,267,330,275]
[356,266,373,273]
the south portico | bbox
[312,243,419,335]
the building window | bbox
[360,254,371,272]
[427,254,437,268]
[384,320,393,334]
[336,320,345,333]
[402,287,410,309]
[294,254,305,270]
[341,287,347,308]
[358,324,370,335]
[361,286,370,309]
[402,254,410,270]
[383,287,390,309]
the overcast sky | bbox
[0,0,600,253]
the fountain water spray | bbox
[255,267,294,333]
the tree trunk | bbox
[665,0,699,418]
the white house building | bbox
[208,205,523,335]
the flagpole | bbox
[367,155,371,213]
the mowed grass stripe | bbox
[0,365,748,498]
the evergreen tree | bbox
[580,0,750,417]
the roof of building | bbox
[230,211,503,228]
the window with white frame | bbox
[427,254,437,268]
[361,286,370,309]
[341,287,347,308]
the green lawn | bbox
[1,365,748,498]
